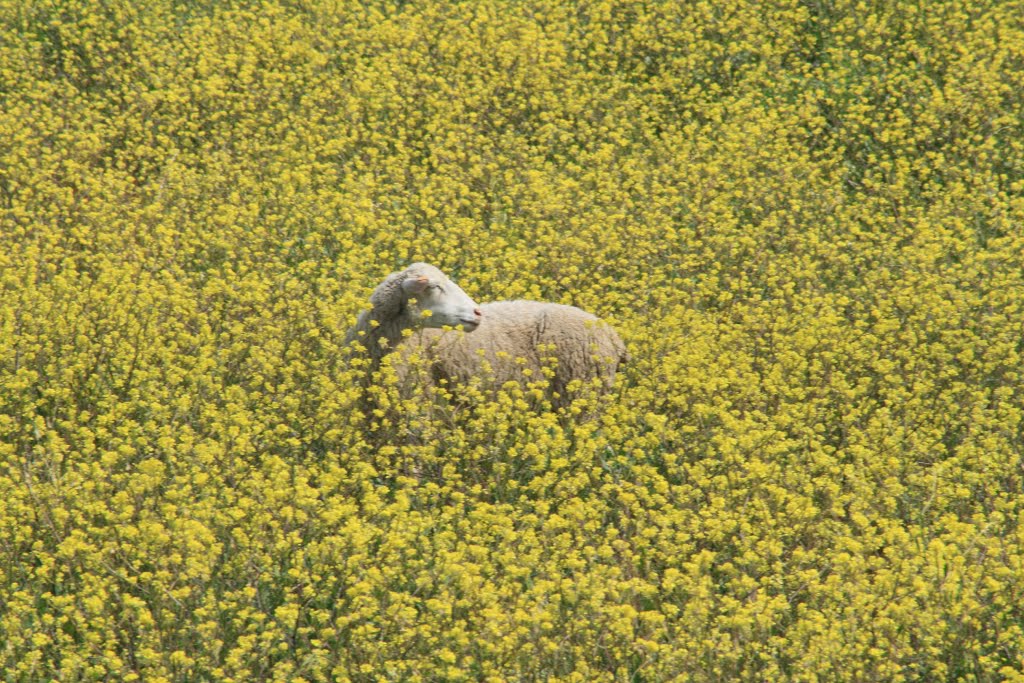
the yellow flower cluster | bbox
[2,0,1023,680]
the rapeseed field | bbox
[2,0,1023,680]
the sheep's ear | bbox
[402,275,430,296]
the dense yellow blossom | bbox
[2,0,1023,680]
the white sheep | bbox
[345,262,628,408]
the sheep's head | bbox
[399,263,482,332]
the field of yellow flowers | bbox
[2,0,1024,680]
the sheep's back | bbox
[400,300,625,404]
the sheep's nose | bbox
[473,307,483,318]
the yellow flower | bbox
[2,0,1023,679]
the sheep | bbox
[345,262,628,409]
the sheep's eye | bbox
[428,284,443,293]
